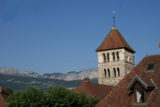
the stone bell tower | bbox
[96,27,135,86]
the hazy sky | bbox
[0,0,159,74]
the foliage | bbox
[7,87,46,107]
[7,86,99,107]
[4,88,13,95]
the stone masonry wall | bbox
[98,48,134,86]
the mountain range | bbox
[0,67,98,81]
[0,67,98,90]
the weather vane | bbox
[112,10,116,27]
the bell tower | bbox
[96,27,135,86]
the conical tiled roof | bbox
[96,27,135,53]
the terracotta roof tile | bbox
[96,54,160,107]
[96,28,135,53]
[0,86,9,107]
[73,79,113,99]
[0,95,7,107]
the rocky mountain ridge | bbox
[43,69,98,80]
[0,67,98,81]
[0,68,41,78]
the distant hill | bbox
[0,74,98,91]
[0,67,98,81]
[0,67,98,90]
[0,68,41,78]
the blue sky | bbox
[0,0,159,74]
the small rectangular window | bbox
[146,64,155,71]
[136,90,145,103]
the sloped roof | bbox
[73,78,113,99]
[0,88,9,107]
[128,75,155,90]
[96,27,135,53]
[96,54,160,107]
[0,95,7,107]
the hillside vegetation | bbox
[0,74,97,90]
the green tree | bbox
[7,86,99,107]
[46,87,99,107]
[7,87,46,107]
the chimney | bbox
[0,85,2,93]
[84,77,89,83]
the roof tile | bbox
[96,28,135,53]
[96,54,160,107]
[73,79,113,99]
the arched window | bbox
[103,53,106,62]
[104,69,107,78]
[107,68,110,77]
[125,56,128,61]
[112,52,115,61]
[116,52,120,61]
[113,68,116,77]
[107,53,110,62]
[117,68,120,76]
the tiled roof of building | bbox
[0,95,7,107]
[96,54,160,107]
[73,78,113,99]
[0,86,9,107]
[127,75,155,90]
[96,27,135,53]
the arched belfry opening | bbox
[107,69,110,77]
[117,67,120,76]
[113,68,116,77]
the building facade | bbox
[96,27,135,86]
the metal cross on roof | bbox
[112,10,116,27]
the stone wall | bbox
[98,48,134,86]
